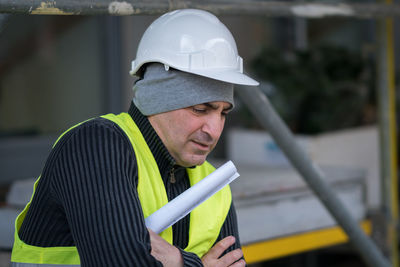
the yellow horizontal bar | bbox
[242,220,372,264]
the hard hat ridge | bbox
[130,9,259,86]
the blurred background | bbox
[0,1,400,266]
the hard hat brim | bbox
[130,60,259,86]
[184,68,259,86]
[130,63,259,87]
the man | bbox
[11,9,258,267]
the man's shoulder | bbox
[79,116,122,130]
[55,116,130,148]
[69,117,121,134]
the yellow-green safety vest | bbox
[11,112,232,266]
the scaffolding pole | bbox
[377,2,399,266]
[1,0,400,18]
[237,87,391,267]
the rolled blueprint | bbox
[145,160,240,234]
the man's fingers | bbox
[230,259,246,267]
[148,229,157,244]
[201,237,245,267]
[218,248,243,266]
[147,228,184,267]
[206,236,236,259]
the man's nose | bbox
[202,114,224,140]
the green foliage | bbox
[251,45,376,134]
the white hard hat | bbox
[130,9,259,86]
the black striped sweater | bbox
[18,103,241,267]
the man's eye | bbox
[193,107,206,114]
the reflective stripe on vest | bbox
[11,112,232,265]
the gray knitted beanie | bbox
[133,63,234,116]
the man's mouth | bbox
[191,140,211,150]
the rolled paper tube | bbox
[145,160,240,234]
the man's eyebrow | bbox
[204,103,218,110]
[204,103,232,111]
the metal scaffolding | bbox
[0,0,399,18]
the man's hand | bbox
[201,236,246,267]
[148,229,184,267]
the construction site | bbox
[0,1,400,266]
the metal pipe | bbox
[1,0,400,18]
[377,7,399,266]
[236,86,391,267]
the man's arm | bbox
[148,199,245,266]
[199,202,245,266]
[148,225,245,267]
[50,120,164,266]
[215,202,242,254]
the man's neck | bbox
[128,102,179,177]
